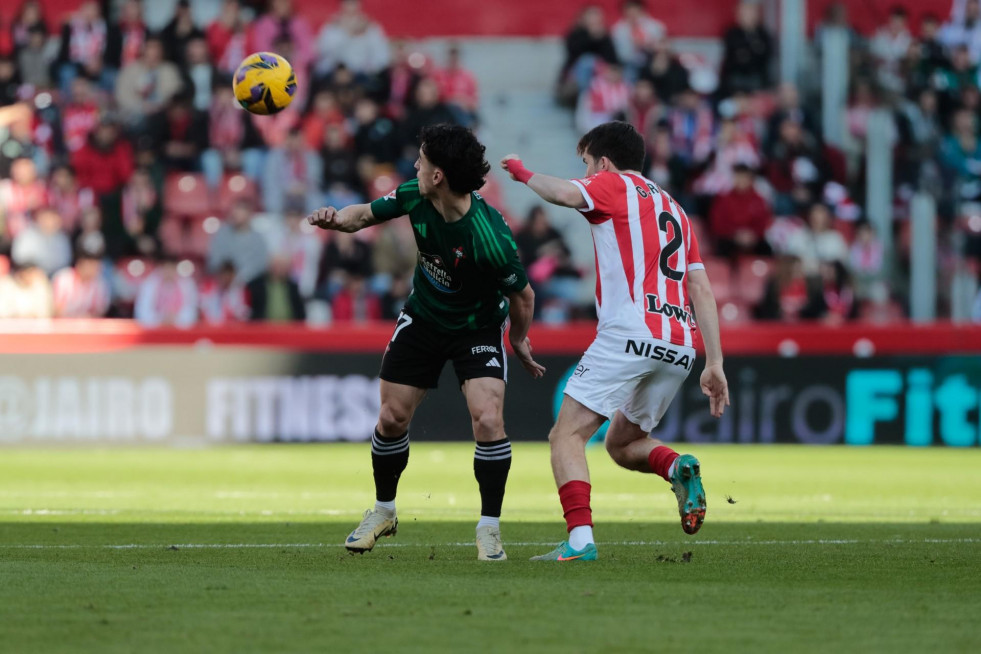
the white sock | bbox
[667,460,678,479]
[477,516,500,530]
[568,525,594,550]
[374,500,396,514]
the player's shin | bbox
[474,438,511,524]
[371,428,410,512]
[558,480,594,549]
[474,438,511,560]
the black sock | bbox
[371,429,409,503]
[473,438,512,518]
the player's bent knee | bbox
[471,409,504,441]
[378,403,412,436]
[604,437,628,465]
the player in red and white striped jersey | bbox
[502,121,729,561]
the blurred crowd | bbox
[558,0,981,324]
[0,0,480,324]
[5,0,981,326]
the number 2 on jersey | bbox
[657,212,685,281]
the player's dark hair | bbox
[419,124,490,195]
[577,121,646,172]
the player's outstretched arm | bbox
[500,155,586,209]
[688,268,729,418]
[306,204,380,233]
[506,283,546,379]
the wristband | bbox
[505,159,534,184]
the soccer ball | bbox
[233,52,297,115]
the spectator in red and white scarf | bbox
[52,246,110,318]
[134,256,198,328]
[612,0,666,79]
[384,40,428,119]
[106,0,147,70]
[693,117,761,197]
[199,260,250,325]
[275,208,324,299]
[249,0,315,75]
[55,1,107,98]
[117,168,161,259]
[201,81,266,188]
[577,62,630,133]
[206,0,249,75]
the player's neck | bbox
[602,165,642,177]
[431,191,472,223]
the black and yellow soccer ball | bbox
[233,52,297,115]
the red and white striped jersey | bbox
[570,171,705,347]
[52,268,111,318]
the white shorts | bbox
[563,331,696,433]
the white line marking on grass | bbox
[2,538,978,550]
[1,509,121,516]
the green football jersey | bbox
[369,179,529,333]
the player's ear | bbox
[598,156,612,172]
[432,167,444,186]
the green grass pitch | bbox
[1,444,979,653]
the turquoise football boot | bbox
[670,454,706,535]
[529,541,598,561]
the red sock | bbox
[648,445,679,482]
[558,480,592,532]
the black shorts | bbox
[380,310,508,389]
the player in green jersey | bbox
[308,124,544,560]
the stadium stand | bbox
[0,0,978,324]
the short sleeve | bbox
[685,213,705,272]
[370,179,424,222]
[569,172,625,224]
[475,210,529,294]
